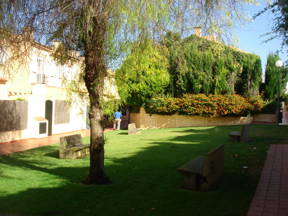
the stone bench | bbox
[177,144,224,191]
[128,123,141,135]
[229,124,249,142]
[59,134,89,159]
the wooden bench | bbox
[59,134,89,159]
[229,124,249,142]
[128,123,141,135]
[177,144,224,191]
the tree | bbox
[255,0,288,51]
[116,41,170,108]
[271,0,288,49]
[264,53,288,100]
[0,0,258,184]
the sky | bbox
[232,0,286,73]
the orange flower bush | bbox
[145,96,180,115]
[145,94,264,117]
[248,96,265,112]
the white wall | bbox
[52,100,88,135]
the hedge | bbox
[144,94,265,117]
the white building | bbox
[0,39,90,143]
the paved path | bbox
[0,129,92,155]
[247,144,288,216]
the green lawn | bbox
[0,125,287,216]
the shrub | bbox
[145,94,264,117]
[209,94,253,116]
[248,96,266,113]
[178,94,217,116]
[145,96,179,115]
[261,100,277,114]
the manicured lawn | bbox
[0,125,287,216]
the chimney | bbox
[194,27,202,37]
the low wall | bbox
[252,114,276,124]
[130,108,253,129]
[0,129,29,143]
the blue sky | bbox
[232,0,286,72]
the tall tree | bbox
[116,41,170,108]
[264,53,288,100]
[0,0,257,184]
[255,0,288,51]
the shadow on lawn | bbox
[44,150,59,158]
[0,125,281,216]
[117,131,128,135]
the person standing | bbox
[113,111,122,130]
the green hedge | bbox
[164,33,262,97]
[144,94,265,117]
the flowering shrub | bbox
[248,96,265,113]
[178,94,217,116]
[145,94,264,117]
[209,94,253,116]
[145,97,179,115]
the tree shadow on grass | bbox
[0,125,284,216]
[116,131,128,135]
[44,150,59,158]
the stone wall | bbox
[130,107,253,129]
[252,114,276,124]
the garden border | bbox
[130,107,254,129]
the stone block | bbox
[128,123,141,135]
[229,124,250,142]
[177,144,224,191]
[59,134,89,159]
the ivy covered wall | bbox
[116,33,263,108]
[164,33,262,98]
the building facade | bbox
[0,40,89,143]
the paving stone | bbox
[247,145,288,216]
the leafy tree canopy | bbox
[116,41,170,107]
[264,53,288,100]
[255,0,288,53]
[271,0,288,50]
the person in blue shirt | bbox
[113,111,122,130]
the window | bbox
[54,100,70,124]
[37,58,44,74]
[34,56,48,84]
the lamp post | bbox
[275,60,283,125]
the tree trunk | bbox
[83,11,110,184]
[84,62,111,184]
[84,57,111,184]
[86,99,110,184]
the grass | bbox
[0,125,288,216]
